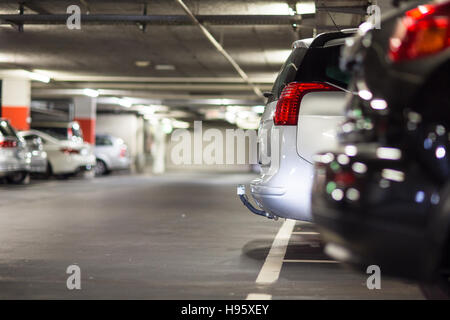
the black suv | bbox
[311,0,450,296]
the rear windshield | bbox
[33,124,83,141]
[270,47,308,102]
[270,44,349,102]
[33,127,67,140]
[0,121,18,139]
[295,44,350,88]
[96,136,113,146]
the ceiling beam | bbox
[20,1,52,14]
[0,14,307,26]
[175,0,264,99]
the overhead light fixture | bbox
[155,64,176,71]
[260,3,289,15]
[296,2,316,14]
[26,71,50,83]
[135,60,151,67]
[83,88,99,98]
[253,105,265,114]
[116,97,132,108]
[172,120,190,129]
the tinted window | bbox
[96,136,113,146]
[34,127,67,140]
[295,45,350,88]
[270,47,308,102]
[0,121,18,138]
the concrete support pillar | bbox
[152,122,166,174]
[0,78,31,130]
[74,96,96,144]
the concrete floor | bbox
[0,173,424,299]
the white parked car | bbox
[243,30,356,221]
[19,130,96,178]
[94,134,131,176]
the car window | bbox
[33,127,67,140]
[270,47,308,102]
[0,121,18,139]
[295,44,350,88]
[96,136,113,146]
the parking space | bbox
[0,173,423,299]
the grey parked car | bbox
[17,131,48,175]
[95,134,131,176]
[0,119,31,184]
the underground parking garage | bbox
[0,0,449,307]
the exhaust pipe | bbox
[237,185,277,220]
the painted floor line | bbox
[246,293,272,300]
[254,219,296,285]
[291,231,319,235]
[283,259,339,263]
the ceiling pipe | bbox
[175,0,264,99]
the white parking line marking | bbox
[283,259,339,263]
[291,231,319,235]
[254,219,296,285]
[246,293,272,300]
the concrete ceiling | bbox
[0,0,370,111]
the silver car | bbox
[94,134,131,176]
[0,119,31,184]
[17,132,48,175]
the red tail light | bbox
[274,82,340,125]
[60,147,79,155]
[389,2,450,62]
[0,140,17,148]
[334,171,356,186]
[119,145,127,158]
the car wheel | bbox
[43,162,53,179]
[6,171,30,184]
[95,159,107,176]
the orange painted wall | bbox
[75,118,96,144]
[1,106,30,130]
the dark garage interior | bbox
[0,0,449,302]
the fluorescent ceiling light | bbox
[172,120,190,129]
[258,3,289,15]
[83,88,99,97]
[135,61,150,67]
[253,105,265,114]
[155,64,176,71]
[118,98,132,108]
[27,71,50,83]
[296,2,316,14]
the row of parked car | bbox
[240,0,450,298]
[0,119,131,184]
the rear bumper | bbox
[30,158,47,173]
[250,127,314,221]
[0,160,30,176]
[109,157,131,171]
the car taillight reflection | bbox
[60,147,80,155]
[119,145,127,158]
[0,140,17,148]
[389,2,450,62]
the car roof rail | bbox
[292,37,314,49]
[310,29,357,48]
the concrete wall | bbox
[96,114,145,171]
[166,122,255,173]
